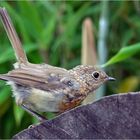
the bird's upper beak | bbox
[107,77,116,81]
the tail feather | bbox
[0,74,10,81]
[0,7,28,64]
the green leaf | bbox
[17,1,43,33]
[0,86,11,104]
[40,15,56,48]
[0,84,11,116]
[14,104,25,126]
[102,43,140,67]
[0,44,37,63]
[0,101,11,117]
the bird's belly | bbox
[25,88,64,112]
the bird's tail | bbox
[0,7,28,65]
[0,74,10,81]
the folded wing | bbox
[0,66,70,92]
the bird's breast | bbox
[58,95,86,113]
[25,88,64,112]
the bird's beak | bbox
[107,77,116,81]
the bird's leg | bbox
[21,105,47,122]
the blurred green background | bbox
[0,1,140,139]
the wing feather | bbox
[0,66,70,91]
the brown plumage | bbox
[0,7,115,121]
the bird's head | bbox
[70,65,115,92]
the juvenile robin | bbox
[0,8,115,121]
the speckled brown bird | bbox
[0,7,115,121]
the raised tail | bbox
[0,7,28,65]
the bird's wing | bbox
[0,66,74,91]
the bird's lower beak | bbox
[107,77,116,81]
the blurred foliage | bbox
[103,43,140,67]
[116,76,139,93]
[0,1,140,139]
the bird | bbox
[0,7,115,121]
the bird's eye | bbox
[66,80,73,87]
[92,71,100,79]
